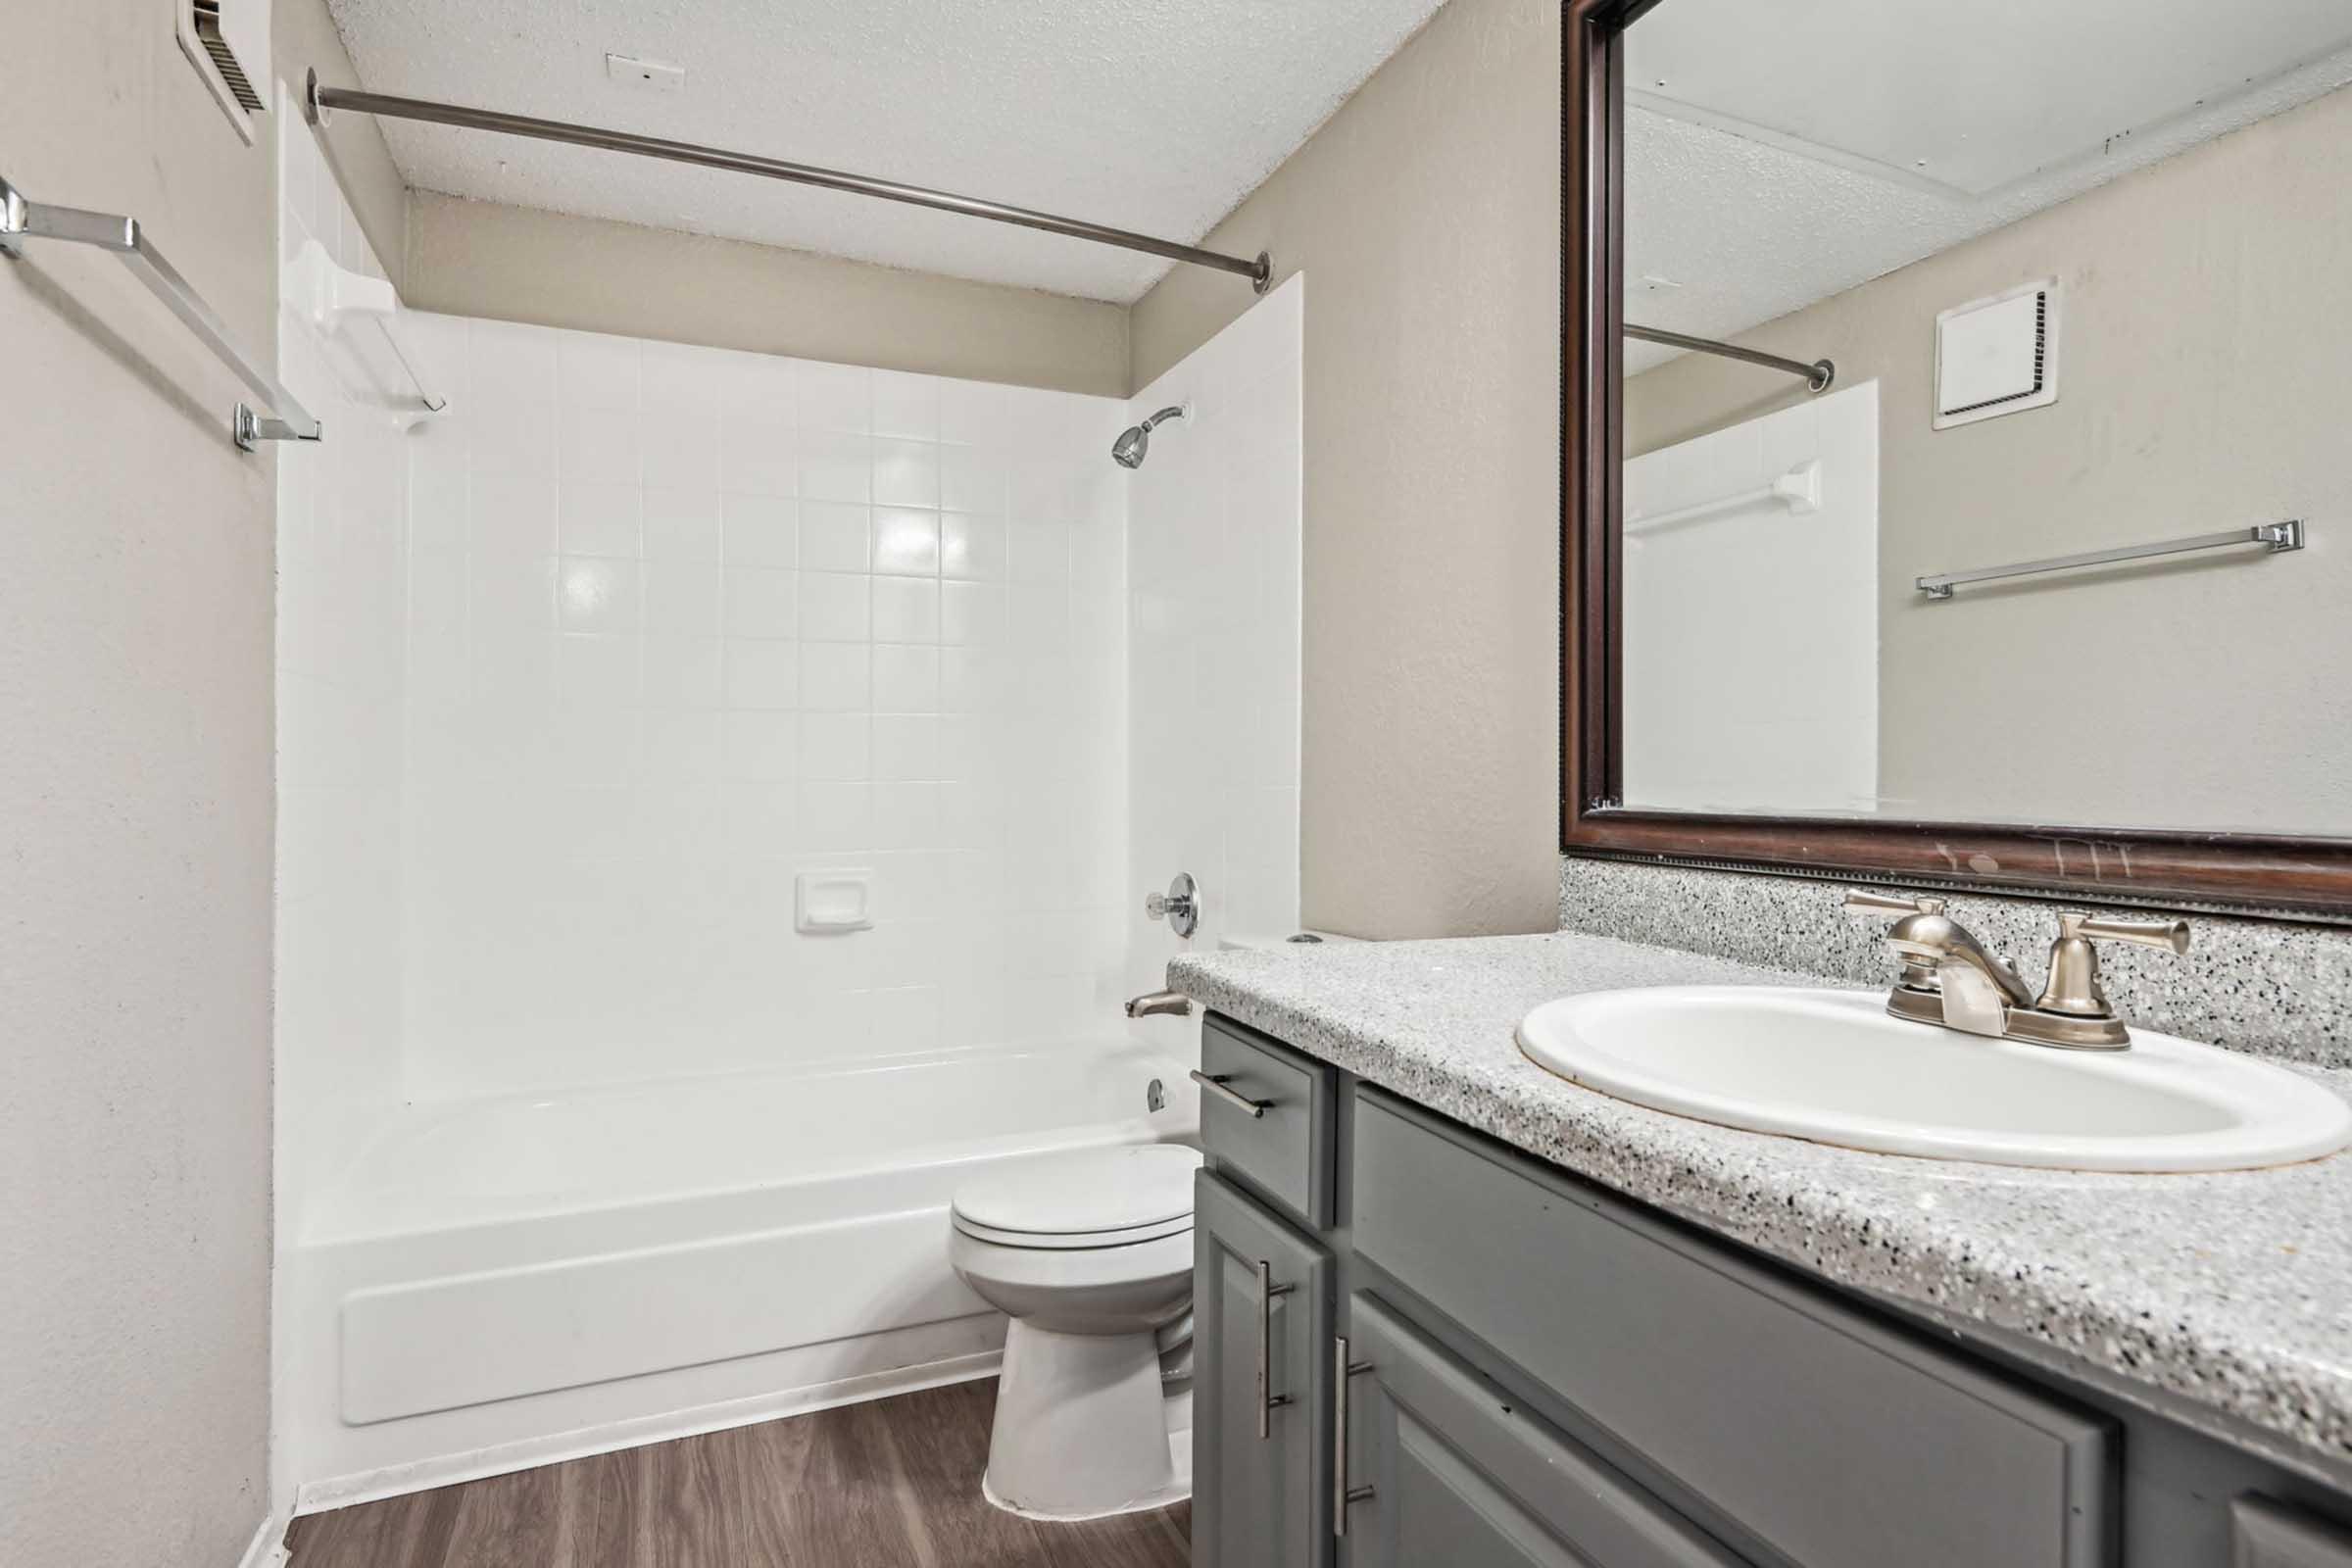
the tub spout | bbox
[1125,989,1193,1019]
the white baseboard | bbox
[294,1348,1004,1516]
[235,1512,289,1568]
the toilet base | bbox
[981,1320,1191,1521]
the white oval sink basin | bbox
[1517,987,2352,1172]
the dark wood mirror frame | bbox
[1559,0,2352,921]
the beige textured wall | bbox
[404,193,1132,396]
[1626,84,2352,833]
[1128,0,1563,939]
[0,3,290,1563]
[276,0,412,291]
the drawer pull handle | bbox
[1255,1260,1296,1440]
[1332,1336,1375,1536]
[1192,1069,1271,1119]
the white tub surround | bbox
[283,1043,1196,1503]
[275,293,1153,1499]
[396,318,1133,1099]
[1623,381,1879,814]
[1123,275,1305,1058]
[274,87,416,1534]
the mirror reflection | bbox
[1618,0,2352,834]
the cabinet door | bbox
[1339,1294,1749,1568]
[1195,1170,1333,1568]
[2236,1496,2352,1567]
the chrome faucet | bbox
[1144,872,1200,939]
[1844,891,2189,1050]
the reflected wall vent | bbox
[1934,278,2059,428]
[176,0,270,145]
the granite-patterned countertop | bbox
[1167,931,2352,1482]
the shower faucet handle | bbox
[1145,872,1200,939]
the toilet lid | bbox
[951,1145,1202,1241]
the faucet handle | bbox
[2030,911,2191,1033]
[2072,913,2191,955]
[1144,872,1200,939]
[1842,889,1945,917]
[1842,890,1946,997]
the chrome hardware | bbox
[1190,1069,1271,1119]
[1255,1261,1295,1440]
[1333,1338,1376,1536]
[1144,872,1200,938]
[1918,519,2304,600]
[1125,989,1193,1019]
[0,170,322,451]
[1146,1078,1165,1113]
[1853,889,2192,1051]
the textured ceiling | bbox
[1623,1,2352,373]
[323,0,1447,303]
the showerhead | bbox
[1111,404,1188,468]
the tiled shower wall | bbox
[397,318,1129,1100]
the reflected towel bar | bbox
[1917,519,2305,601]
[0,169,321,452]
[1627,322,1835,392]
[305,71,1273,293]
[1628,460,1822,534]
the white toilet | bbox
[949,1143,1203,1520]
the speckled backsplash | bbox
[1558,858,2352,1069]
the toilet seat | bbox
[951,1145,1201,1251]
[952,1211,1194,1250]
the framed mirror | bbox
[1561,0,2352,918]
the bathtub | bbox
[284,1040,1198,1507]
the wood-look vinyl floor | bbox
[284,1380,1192,1568]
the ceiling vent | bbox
[1935,278,2059,428]
[176,0,270,144]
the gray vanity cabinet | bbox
[1348,1090,2116,1568]
[1190,1010,2352,1568]
[1195,1169,1333,1568]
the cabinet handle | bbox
[1255,1260,1296,1439]
[1192,1068,1272,1119]
[1332,1336,1375,1536]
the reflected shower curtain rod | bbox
[1626,322,1835,392]
[305,71,1272,293]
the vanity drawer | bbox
[1199,1013,1337,1229]
[1350,1090,2115,1568]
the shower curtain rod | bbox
[1625,322,1835,392]
[306,72,1272,293]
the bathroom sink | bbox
[1517,987,2352,1172]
